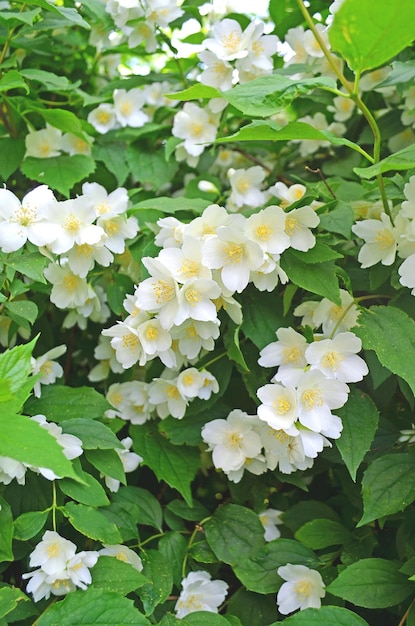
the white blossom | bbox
[175,570,228,618]
[277,564,326,614]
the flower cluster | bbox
[25,124,93,158]
[352,175,415,296]
[202,289,367,482]
[22,531,99,602]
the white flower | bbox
[61,132,93,156]
[66,241,114,278]
[201,409,263,473]
[44,260,94,310]
[198,370,219,400]
[0,456,27,485]
[134,257,180,329]
[352,213,398,268]
[228,166,267,209]
[277,564,326,614]
[257,383,299,433]
[268,182,306,208]
[199,50,235,90]
[25,125,62,158]
[28,531,77,576]
[177,367,205,399]
[296,370,349,433]
[104,437,142,493]
[258,327,307,387]
[0,185,59,253]
[175,570,228,618]
[113,88,149,128]
[148,376,188,420]
[204,18,257,61]
[259,509,283,541]
[46,195,105,255]
[31,345,67,398]
[260,426,313,474]
[88,103,117,134]
[311,289,360,337]
[106,380,152,425]
[245,205,290,254]
[284,206,320,252]
[66,550,99,589]
[23,569,74,602]
[399,253,415,294]
[172,103,218,157]
[175,278,221,327]
[99,544,143,571]
[171,319,220,360]
[305,332,368,383]
[102,315,148,369]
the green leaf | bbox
[336,389,379,481]
[0,497,13,562]
[282,500,340,533]
[218,120,367,158]
[0,586,29,620]
[222,75,336,117]
[91,556,147,595]
[0,337,36,394]
[92,143,129,186]
[354,144,415,178]
[36,588,149,626]
[353,305,415,396]
[233,539,319,594]
[327,558,413,608]
[329,0,415,73]
[4,300,38,326]
[85,449,126,483]
[13,510,49,541]
[59,469,110,507]
[63,502,123,544]
[0,138,25,181]
[358,452,415,526]
[0,70,28,93]
[166,499,209,522]
[0,8,41,25]
[130,422,200,507]
[280,252,340,303]
[2,251,48,283]
[204,504,266,566]
[106,273,135,315]
[166,84,220,101]
[61,418,123,450]
[126,146,178,189]
[158,532,188,586]
[140,549,173,615]
[227,588,281,626]
[0,413,78,480]
[113,486,163,531]
[131,196,212,216]
[21,155,96,198]
[20,69,72,91]
[377,60,415,88]
[290,241,343,264]
[25,385,111,422]
[294,519,352,549]
[280,606,370,625]
[318,202,354,238]
[223,322,249,371]
[241,287,283,350]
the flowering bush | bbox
[2,0,415,624]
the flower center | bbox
[301,388,323,411]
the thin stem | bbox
[305,166,336,199]
[398,598,415,626]
[181,517,211,578]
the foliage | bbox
[1,0,415,624]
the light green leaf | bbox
[0,138,25,181]
[0,8,41,25]
[92,143,129,186]
[280,252,340,303]
[140,549,173,615]
[354,144,415,178]
[4,300,38,326]
[0,413,78,480]
[204,504,265,566]
[13,510,49,541]
[91,556,147,595]
[21,155,95,197]
[20,69,72,91]
[2,251,48,283]
[329,0,415,73]
[165,84,220,101]
[280,606,370,625]
[0,586,29,620]
[0,337,36,394]
[223,322,249,372]
[222,75,336,117]
[59,470,110,507]
[358,452,415,526]
[318,202,354,238]
[63,502,123,544]
[36,588,149,626]
[353,305,415,396]
[377,60,415,87]
[131,196,212,216]
[290,241,343,264]
[25,385,111,422]
[233,539,319,594]
[327,558,413,608]
[336,389,379,481]
[0,70,28,93]
[130,423,200,507]
[295,519,352,549]
[218,120,368,159]
[0,497,13,563]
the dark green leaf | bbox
[25,385,111,421]
[13,510,48,541]
[318,203,354,238]
[20,69,72,91]
[63,502,123,544]
[0,138,25,181]
[336,389,379,481]
[91,556,147,595]
[140,549,173,615]
[0,586,29,620]
[280,252,340,303]
[281,606,370,625]
[62,418,123,450]
[92,143,129,186]
[59,470,110,507]
[85,449,126,483]
[327,558,413,608]
[113,486,163,531]
[295,519,351,549]
[4,300,38,325]
[126,146,178,189]
[223,322,249,372]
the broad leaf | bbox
[91,556,147,595]
[13,510,49,541]
[329,0,415,73]
[21,155,95,197]
[328,558,413,608]
[295,519,351,549]
[140,549,174,615]
[358,452,415,526]
[63,502,123,544]
[354,144,415,178]
[279,606,370,625]
[0,586,29,620]
[280,252,340,303]
[61,418,123,449]
[0,497,13,562]
[336,389,379,481]
[25,385,111,421]
[0,138,25,181]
